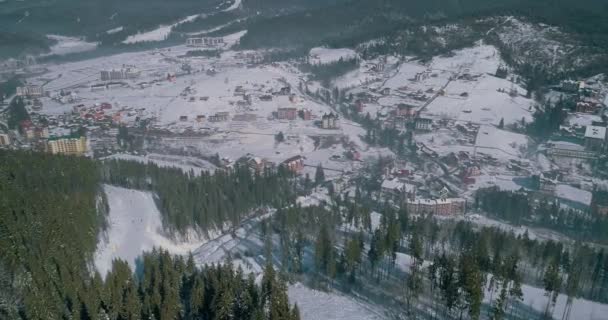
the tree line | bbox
[0,150,105,318]
[89,250,299,320]
[101,159,297,236]
[475,187,608,245]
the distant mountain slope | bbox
[238,0,608,49]
[1,0,608,74]
[0,0,345,58]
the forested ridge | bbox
[0,150,300,319]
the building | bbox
[281,155,305,173]
[240,156,274,173]
[584,125,606,151]
[576,102,599,113]
[415,117,432,131]
[465,165,481,177]
[16,85,44,97]
[91,84,106,92]
[406,198,466,216]
[19,120,35,140]
[277,108,297,120]
[186,37,225,47]
[100,67,140,81]
[196,115,206,122]
[321,113,339,129]
[47,135,87,156]
[233,113,257,122]
[0,133,10,146]
[35,127,49,139]
[209,112,229,122]
[396,104,416,117]
[381,178,416,202]
[547,141,597,159]
[300,109,312,120]
[32,99,43,111]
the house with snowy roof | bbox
[584,125,607,151]
[381,178,416,202]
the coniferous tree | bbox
[405,231,423,315]
[314,163,325,185]
[543,259,562,319]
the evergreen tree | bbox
[405,231,424,315]
[543,259,562,319]
[314,163,325,185]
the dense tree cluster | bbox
[475,187,608,244]
[6,97,30,130]
[0,76,22,102]
[267,190,608,319]
[97,250,299,320]
[526,98,570,138]
[0,150,105,318]
[0,150,301,319]
[300,58,359,86]
[101,159,296,235]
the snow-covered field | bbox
[222,0,242,12]
[309,47,358,65]
[288,284,385,320]
[475,125,529,159]
[555,184,592,206]
[482,279,608,320]
[95,185,203,277]
[44,35,98,56]
[123,14,200,44]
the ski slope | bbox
[94,185,203,277]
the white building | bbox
[584,125,606,151]
[16,85,44,97]
[321,113,339,129]
[0,133,10,146]
[415,117,432,131]
[186,37,225,47]
[547,141,596,159]
[101,67,140,81]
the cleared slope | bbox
[94,185,202,277]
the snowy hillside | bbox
[94,185,203,277]
[309,47,358,65]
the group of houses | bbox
[16,119,88,156]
